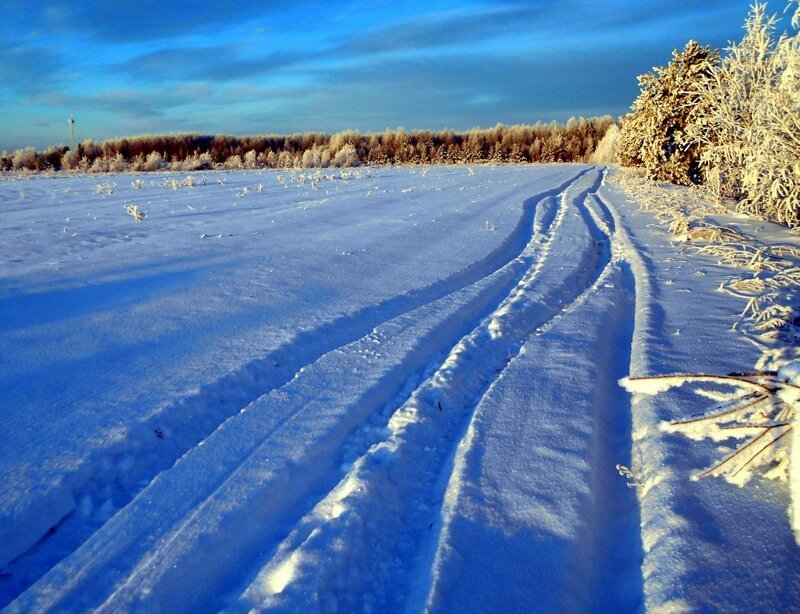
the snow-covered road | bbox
[1,166,798,611]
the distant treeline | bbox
[2,117,615,172]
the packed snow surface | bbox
[1,165,799,611]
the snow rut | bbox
[226,168,618,612]
[7,171,590,612]
[417,179,643,613]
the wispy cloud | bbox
[0,43,65,96]
[115,47,299,83]
[0,0,770,149]
[33,1,325,43]
[331,4,553,56]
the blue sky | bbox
[0,1,788,151]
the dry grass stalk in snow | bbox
[621,362,800,541]
[124,203,145,222]
[94,181,116,195]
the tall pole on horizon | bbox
[69,116,75,150]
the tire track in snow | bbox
[227,168,614,612]
[416,174,644,612]
[420,262,643,613]
[6,171,590,612]
[565,259,644,612]
[554,175,645,610]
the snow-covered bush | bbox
[12,147,40,170]
[619,41,718,185]
[332,143,360,167]
[89,157,109,173]
[244,149,258,169]
[690,2,800,228]
[739,3,800,228]
[277,150,295,168]
[588,123,620,164]
[225,154,244,170]
[142,151,165,172]
[60,149,81,171]
[177,152,213,171]
[107,152,128,173]
[301,146,331,168]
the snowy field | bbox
[1,165,799,612]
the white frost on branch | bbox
[622,361,800,543]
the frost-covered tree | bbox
[691,2,800,227]
[224,154,244,170]
[619,40,719,185]
[2,120,616,174]
[243,149,258,169]
[332,143,360,167]
[12,147,40,170]
[588,123,620,164]
[143,151,165,171]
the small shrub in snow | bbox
[143,152,165,172]
[162,175,206,190]
[332,144,360,167]
[124,203,145,222]
[224,154,244,170]
[94,181,116,195]
[615,464,644,488]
